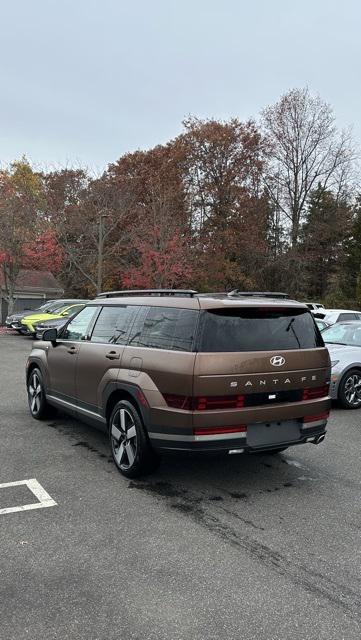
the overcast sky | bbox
[1,0,360,172]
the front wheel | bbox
[109,400,160,478]
[27,367,56,419]
[338,369,361,409]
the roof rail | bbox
[227,290,290,299]
[97,289,198,298]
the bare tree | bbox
[45,169,136,294]
[262,88,356,246]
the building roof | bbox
[0,269,63,294]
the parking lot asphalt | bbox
[0,333,361,640]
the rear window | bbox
[197,308,323,352]
[338,313,358,321]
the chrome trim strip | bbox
[148,431,247,442]
[47,395,106,423]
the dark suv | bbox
[26,290,331,477]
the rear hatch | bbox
[193,306,330,425]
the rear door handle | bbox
[105,351,120,360]
[67,346,78,355]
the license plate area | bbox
[247,420,300,448]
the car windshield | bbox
[54,305,71,314]
[43,302,67,313]
[323,323,361,347]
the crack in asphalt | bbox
[129,480,361,618]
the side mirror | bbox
[42,328,57,343]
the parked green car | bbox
[21,301,88,335]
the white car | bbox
[305,302,325,313]
[314,308,361,325]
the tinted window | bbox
[91,305,138,344]
[338,313,357,321]
[128,306,198,351]
[128,306,149,346]
[198,308,323,352]
[62,306,98,341]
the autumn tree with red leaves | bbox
[107,142,194,290]
[0,159,46,313]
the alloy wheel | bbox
[28,372,42,415]
[344,373,361,407]
[111,407,137,469]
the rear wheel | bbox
[338,369,361,409]
[27,368,56,419]
[109,400,160,478]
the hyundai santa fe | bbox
[26,289,331,477]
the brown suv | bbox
[26,290,331,477]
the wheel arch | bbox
[104,383,150,429]
[26,359,46,384]
[338,364,361,385]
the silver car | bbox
[315,308,361,325]
[323,321,361,408]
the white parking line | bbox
[0,479,57,515]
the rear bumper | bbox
[149,419,328,452]
[147,396,331,452]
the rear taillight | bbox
[303,411,329,424]
[163,394,245,410]
[193,425,247,436]
[302,385,329,400]
[162,394,193,410]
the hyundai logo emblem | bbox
[270,355,285,367]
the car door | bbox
[75,305,138,424]
[46,306,99,412]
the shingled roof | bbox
[0,269,63,294]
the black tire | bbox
[27,367,56,420]
[109,400,160,478]
[338,368,361,409]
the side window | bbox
[62,306,98,341]
[127,306,149,346]
[91,306,138,344]
[129,306,198,351]
[338,313,356,321]
[114,306,139,345]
